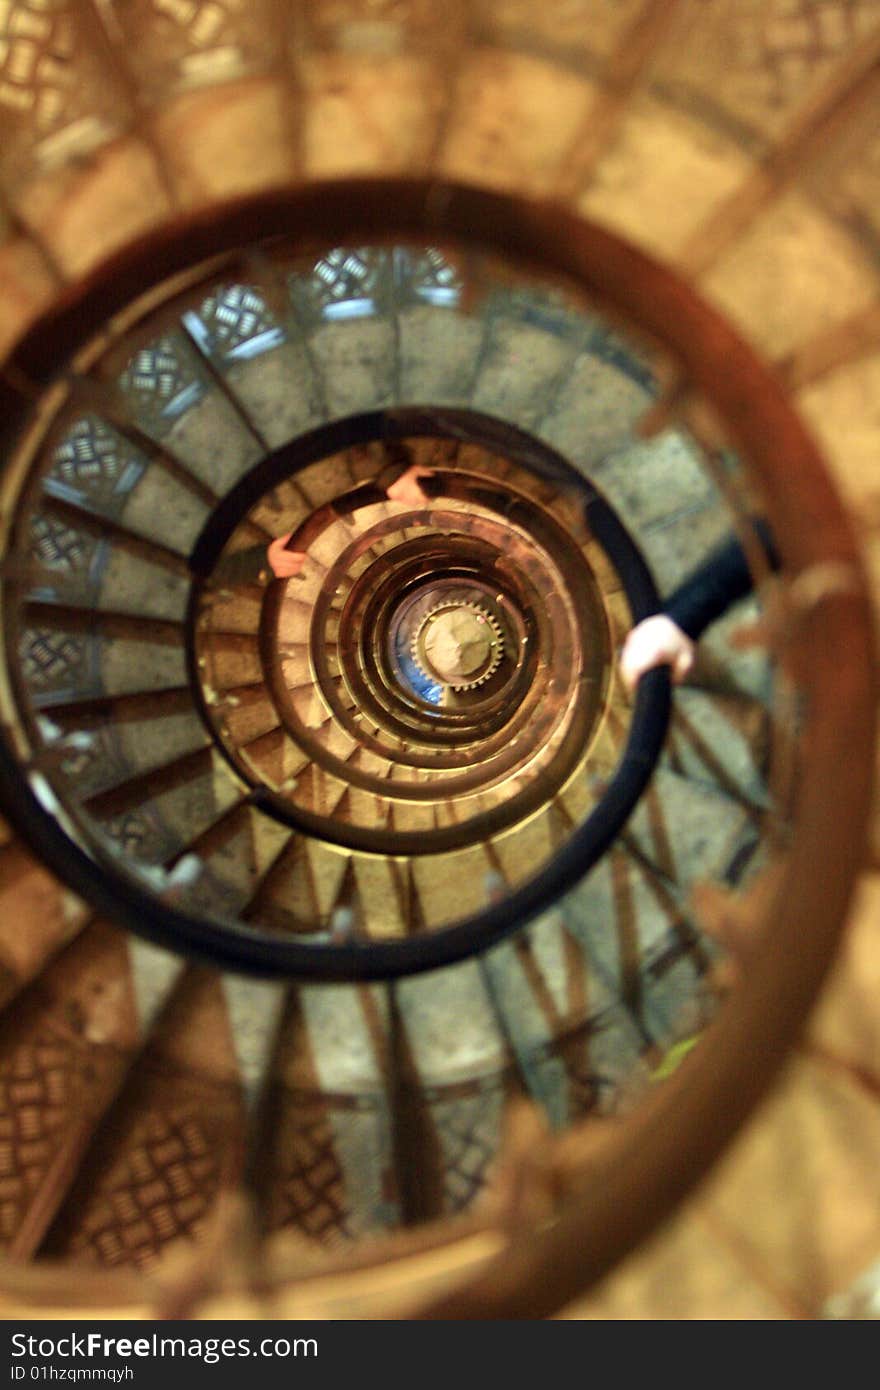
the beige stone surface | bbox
[14,136,172,281]
[301,54,444,177]
[695,1053,880,1312]
[561,1036,880,1319]
[807,871,880,1080]
[796,352,880,517]
[0,237,55,361]
[0,845,87,999]
[151,78,299,205]
[559,1205,794,1320]
[701,191,879,360]
[439,50,596,197]
[577,92,752,258]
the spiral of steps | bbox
[0,235,777,1273]
[0,0,876,1322]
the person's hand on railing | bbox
[386,464,434,506]
[266,533,308,579]
[619,614,695,693]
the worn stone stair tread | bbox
[113,329,264,494]
[39,966,245,1268]
[480,911,652,1128]
[215,339,326,449]
[625,764,758,894]
[664,685,771,809]
[558,843,714,1045]
[536,350,651,469]
[247,477,313,536]
[289,982,401,1237]
[397,304,485,405]
[240,730,310,790]
[590,430,722,534]
[180,809,291,919]
[198,589,265,636]
[43,710,211,801]
[396,959,508,1083]
[0,841,90,1013]
[19,630,189,706]
[44,416,212,557]
[0,923,185,1260]
[393,962,515,1216]
[471,315,582,430]
[31,543,190,625]
[638,497,733,595]
[309,317,396,419]
[220,974,288,1114]
[200,631,263,691]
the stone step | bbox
[393,961,517,1218]
[0,923,183,1260]
[480,907,653,1129]
[28,521,190,624]
[44,414,211,558]
[471,311,583,431]
[536,349,652,471]
[264,982,401,1242]
[558,841,717,1048]
[183,288,326,449]
[0,841,90,1014]
[590,430,722,534]
[40,966,247,1269]
[20,629,188,707]
[397,304,485,405]
[664,686,771,809]
[89,749,244,869]
[309,315,397,421]
[625,764,757,895]
[39,704,210,802]
[109,328,264,495]
[173,806,293,924]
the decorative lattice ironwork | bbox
[117,336,206,427]
[293,247,391,321]
[751,0,872,111]
[19,628,87,691]
[50,416,144,509]
[28,515,91,576]
[658,0,880,138]
[102,809,175,864]
[433,1082,505,1214]
[103,0,279,89]
[394,247,463,306]
[0,0,137,197]
[0,2,76,129]
[269,1100,355,1245]
[186,284,286,362]
[0,1029,82,1244]
[65,1103,220,1268]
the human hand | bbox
[266,533,307,580]
[386,464,434,507]
[619,615,695,693]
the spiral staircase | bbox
[0,1,877,1322]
